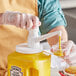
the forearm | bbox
[47,26,68,46]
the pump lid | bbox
[16,43,43,54]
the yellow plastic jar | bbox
[8,43,51,76]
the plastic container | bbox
[8,27,61,76]
[8,44,51,76]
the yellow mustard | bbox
[54,36,63,57]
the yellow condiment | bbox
[54,36,63,56]
[65,66,76,74]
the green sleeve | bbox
[38,0,67,35]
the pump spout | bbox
[27,26,62,53]
[34,31,62,42]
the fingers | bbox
[20,14,41,29]
[62,42,76,66]
[26,14,33,29]
[2,11,41,29]
[65,45,76,65]
[20,13,27,28]
[32,15,41,29]
[63,40,74,56]
[61,40,75,65]
[2,11,21,26]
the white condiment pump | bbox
[16,26,62,54]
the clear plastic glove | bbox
[2,11,41,29]
[2,11,21,26]
[20,13,41,29]
[51,54,69,71]
[65,44,76,66]
[51,40,76,68]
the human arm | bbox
[47,25,68,46]
[38,0,67,46]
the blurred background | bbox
[60,0,76,43]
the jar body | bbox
[8,51,51,76]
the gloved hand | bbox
[51,40,76,67]
[0,11,41,76]
[1,11,41,29]
[64,41,76,66]
[19,13,41,29]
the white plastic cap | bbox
[16,43,43,54]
